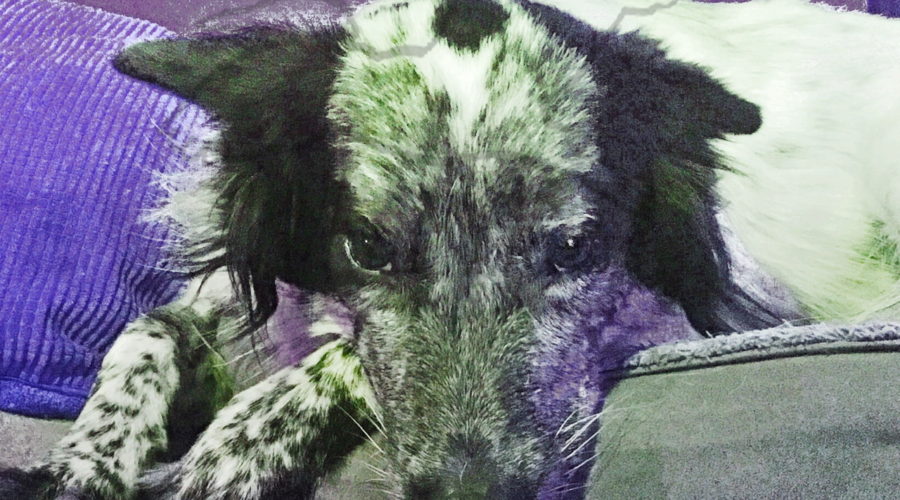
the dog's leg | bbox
[0,273,233,500]
[0,307,206,500]
[137,339,379,500]
[38,307,202,499]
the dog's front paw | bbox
[0,466,117,500]
[135,461,182,500]
[0,467,60,499]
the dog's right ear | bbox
[113,26,344,123]
[115,26,348,327]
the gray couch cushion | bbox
[588,324,900,498]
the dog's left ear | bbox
[114,26,348,327]
[605,35,781,334]
[519,1,777,333]
[650,55,762,137]
[599,34,779,334]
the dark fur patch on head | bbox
[433,0,509,51]
[114,26,349,327]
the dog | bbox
[1,0,897,498]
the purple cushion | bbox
[66,0,362,33]
[0,0,208,419]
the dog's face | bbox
[329,4,694,495]
[116,0,768,496]
[330,5,610,493]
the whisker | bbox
[569,451,601,473]
[551,482,590,496]
[563,426,602,461]
[371,408,387,432]
[338,405,386,456]
[364,462,391,479]
[560,409,603,435]
[562,413,601,451]
[555,408,580,437]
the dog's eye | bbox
[345,225,394,273]
[548,232,591,273]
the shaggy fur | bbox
[2,0,896,499]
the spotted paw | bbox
[0,467,57,499]
[135,461,182,500]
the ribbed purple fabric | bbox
[0,0,206,419]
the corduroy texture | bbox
[0,0,207,419]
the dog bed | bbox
[586,322,900,498]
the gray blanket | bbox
[587,322,900,498]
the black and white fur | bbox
[2,0,897,499]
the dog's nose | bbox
[406,476,493,500]
[406,474,532,500]
[405,434,531,499]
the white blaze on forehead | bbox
[348,0,496,138]
[411,40,498,150]
[348,0,436,52]
[330,0,600,221]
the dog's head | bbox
[116,0,772,497]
